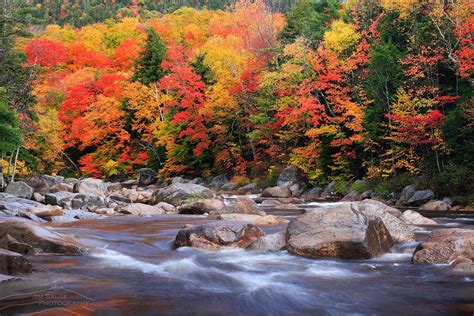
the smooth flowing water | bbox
[0,202,473,315]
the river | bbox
[0,201,473,315]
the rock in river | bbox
[153,183,215,207]
[247,231,286,252]
[287,203,393,259]
[0,248,32,275]
[5,181,34,199]
[174,222,264,250]
[74,178,108,197]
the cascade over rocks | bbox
[174,222,264,250]
[287,203,393,259]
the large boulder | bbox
[232,197,266,216]
[261,186,291,198]
[0,197,41,216]
[419,200,450,211]
[177,198,227,214]
[396,185,416,206]
[357,200,415,243]
[5,181,34,199]
[44,191,76,206]
[407,190,435,206]
[174,222,264,250]
[0,218,86,255]
[137,168,156,186]
[277,166,305,197]
[401,210,437,225]
[0,248,32,275]
[152,183,215,206]
[74,178,107,197]
[209,175,230,189]
[412,229,474,264]
[49,183,74,193]
[320,181,336,199]
[287,204,393,259]
[118,203,165,216]
[247,231,286,252]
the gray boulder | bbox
[174,222,264,250]
[407,190,435,206]
[321,181,336,199]
[287,203,393,259]
[178,198,227,214]
[277,166,305,196]
[221,183,236,191]
[209,175,230,189]
[171,176,188,184]
[0,197,41,217]
[137,168,156,186]
[237,183,259,194]
[153,183,215,206]
[5,182,34,199]
[40,175,64,187]
[248,231,286,252]
[396,185,416,206]
[261,186,291,198]
[302,187,323,200]
[74,178,107,197]
[44,191,76,206]
[189,177,205,185]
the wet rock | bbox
[321,181,336,199]
[0,218,86,255]
[27,205,63,219]
[209,175,230,189]
[0,248,32,275]
[412,229,474,265]
[357,200,415,243]
[137,168,156,186]
[5,181,34,199]
[74,178,107,197]
[233,197,266,216]
[0,197,41,217]
[302,187,322,200]
[40,175,64,187]
[156,202,176,214]
[248,231,286,252]
[117,203,165,216]
[261,186,291,198]
[396,185,416,206]
[50,209,105,222]
[153,183,215,206]
[407,190,434,206]
[178,198,227,214]
[174,222,264,250]
[401,210,437,225]
[237,183,259,194]
[287,203,393,259]
[277,166,306,197]
[419,200,450,211]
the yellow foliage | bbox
[323,20,360,54]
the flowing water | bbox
[0,201,473,315]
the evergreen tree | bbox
[133,29,167,85]
[0,91,21,153]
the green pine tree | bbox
[133,28,168,85]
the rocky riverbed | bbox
[0,169,473,314]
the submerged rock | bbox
[287,203,393,260]
[174,222,264,250]
[248,231,286,252]
[412,229,474,265]
[0,248,32,275]
[0,218,86,255]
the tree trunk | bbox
[10,147,19,183]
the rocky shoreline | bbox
[0,167,473,282]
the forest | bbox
[1,0,473,204]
